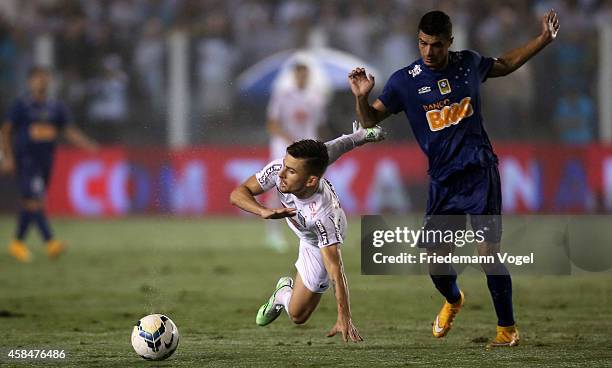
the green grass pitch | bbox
[1,216,611,367]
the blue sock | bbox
[31,210,53,242]
[486,273,515,327]
[430,273,461,304]
[16,210,33,240]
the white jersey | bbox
[255,158,346,249]
[267,86,326,144]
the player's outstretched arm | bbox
[488,9,559,78]
[230,175,296,219]
[0,122,15,174]
[348,68,391,128]
[64,125,99,153]
[321,244,363,342]
[325,121,385,165]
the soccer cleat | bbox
[432,290,464,338]
[46,239,66,259]
[8,240,32,263]
[486,325,520,348]
[352,120,385,143]
[256,276,294,326]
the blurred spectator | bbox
[133,18,165,113]
[376,15,417,79]
[195,10,238,140]
[554,89,596,144]
[87,54,128,143]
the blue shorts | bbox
[421,165,502,245]
[16,155,52,200]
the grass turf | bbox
[1,216,611,367]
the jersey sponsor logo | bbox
[409,64,422,77]
[425,96,474,132]
[297,211,306,227]
[257,164,282,186]
[422,99,451,112]
[315,220,329,245]
[29,122,58,141]
[418,86,432,95]
[323,179,342,208]
[329,214,343,243]
[437,79,451,95]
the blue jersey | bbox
[5,95,70,160]
[378,50,497,182]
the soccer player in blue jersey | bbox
[1,67,98,262]
[348,10,559,347]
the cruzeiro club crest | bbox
[437,79,451,95]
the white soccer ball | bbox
[131,314,179,361]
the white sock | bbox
[274,286,292,312]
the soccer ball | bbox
[131,314,179,360]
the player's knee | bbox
[288,311,308,325]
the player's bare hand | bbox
[326,316,363,342]
[0,156,15,175]
[540,9,559,44]
[348,67,375,98]
[260,207,297,219]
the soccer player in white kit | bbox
[230,123,383,342]
[265,62,328,250]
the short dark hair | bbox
[286,139,329,177]
[418,10,452,39]
[28,66,51,78]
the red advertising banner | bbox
[46,144,612,216]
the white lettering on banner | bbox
[366,159,411,213]
[604,157,612,211]
[69,160,104,215]
[500,157,541,212]
[170,161,206,214]
[325,159,358,213]
[109,162,130,214]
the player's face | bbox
[29,71,51,95]
[418,31,452,70]
[278,154,317,194]
[294,66,309,90]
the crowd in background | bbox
[0,0,609,145]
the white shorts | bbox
[295,240,334,293]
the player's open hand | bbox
[260,207,297,219]
[540,9,559,44]
[326,316,363,342]
[348,67,375,98]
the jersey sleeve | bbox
[377,72,404,114]
[255,158,283,192]
[313,213,344,248]
[465,49,495,83]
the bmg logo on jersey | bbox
[425,97,474,132]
